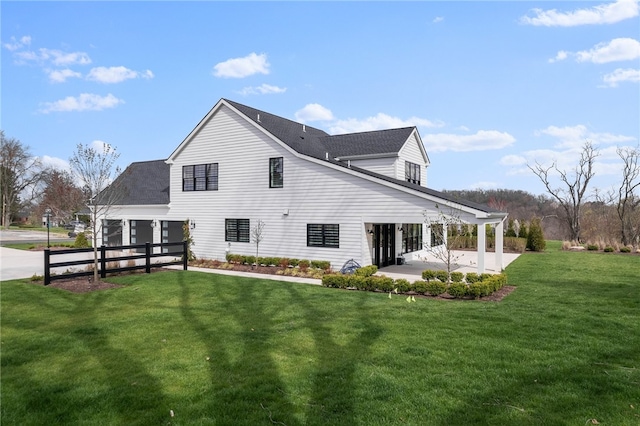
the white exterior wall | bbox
[348,157,396,177]
[164,105,459,269]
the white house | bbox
[96,98,508,272]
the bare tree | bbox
[614,146,640,247]
[251,219,266,261]
[0,131,45,228]
[423,204,465,281]
[528,140,599,242]
[69,143,123,282]
[37,169,85,225]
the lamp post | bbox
[45,208,52,248]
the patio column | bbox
[477,225,486,274]
[495,219,504,272]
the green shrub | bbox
[394,278,411,293]
[447,282,468,298]
[504,237,527,253]
[587,244,599,251]
[244,255,256,265]
[350,276,367,290]
[603,246,614,253]
[321,274,343,288]
[526,217,546,252]
[468,281,490,298]
[422,269,437,281]
[465,272,480,284]
[413,280,428,294]
[426,280,447,296]
[479,273,492,282]
[288,258,300,267]
[355,265,378,277]
[73,232,90,248]
[369,275,394,292]
[450,272,464,282]
[311,260,331,270]
[435,270,449,282]
[620,246,631,253]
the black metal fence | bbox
[44,241,188,285]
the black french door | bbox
[372,223,396,268]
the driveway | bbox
[0,247,44,280]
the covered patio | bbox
[378,250,522,282]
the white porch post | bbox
[477,225,486,274]
[495,220,504,272]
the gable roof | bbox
[224,99,428,163]
[102,160,170,205]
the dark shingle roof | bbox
[224,99,413,161]
[105,160,170,205]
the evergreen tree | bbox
[526,217,546,251]
[506,218,517,237]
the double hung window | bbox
[269,157,283,188]
[183,163,218,191]
[405,161,421,185]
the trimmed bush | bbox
[587,244,599,251]
[465,272,480,284]
[299,259,310,270]
[435,270,449,282]
[620,246,631,253]
[450,272,464,282]
[468,281,490,299]
[426,280,447,296]
[311,260,331,270]
[394,278,411,293]
[413,280,428,294]
[422,269,437,281]
[355,265,378,277]
[447,282,468,298]
[480,273,492,282]
[288,258,300,267]
[603,246,614,253]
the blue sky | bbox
[2,1,639,195]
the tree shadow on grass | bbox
[1,284,170,425]
[284,286,383,426]
[178,273,299,424]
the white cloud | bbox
[90,140,115,154]
[520,0,639,26]
[330,113,445,134]
[39,155,71,172]
[499,154,527,166]
[550,38,640,64]
[577,38,640,63]
[602,67,640,87]
[3,35,31,51]
[213,53,270,78]
[47,68,82,83]
[40,93,124,113]
[536,124,636,149]
[432,16,444,23]
[295,104,335,123]
[86,66,154,83]
[15,47,91,66]
[422,130,516,153]
[237,83,287,95]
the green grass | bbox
[1,241,639,425]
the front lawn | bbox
[1,241,638,425]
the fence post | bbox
[44,249,51,285]
[183,240,188,270]
[100,245,106,279]
[146,242,151,273]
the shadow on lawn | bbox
[177,273,382,425]
[3,287,169,425]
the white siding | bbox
[398,133,428,186]
[348,157,396,177]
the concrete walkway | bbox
[0,247,44,280]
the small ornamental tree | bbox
[251,219,265,260]
[182,219,196,261]
[526,217,546,252]
[506,218,517,237]
[423,204,466,281]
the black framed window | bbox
[405,161,421,185]
[225,219,250,243]
[307,224,339,248]
[402,224,423,253]
[183,163,218,191]
[270,157,283,188]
